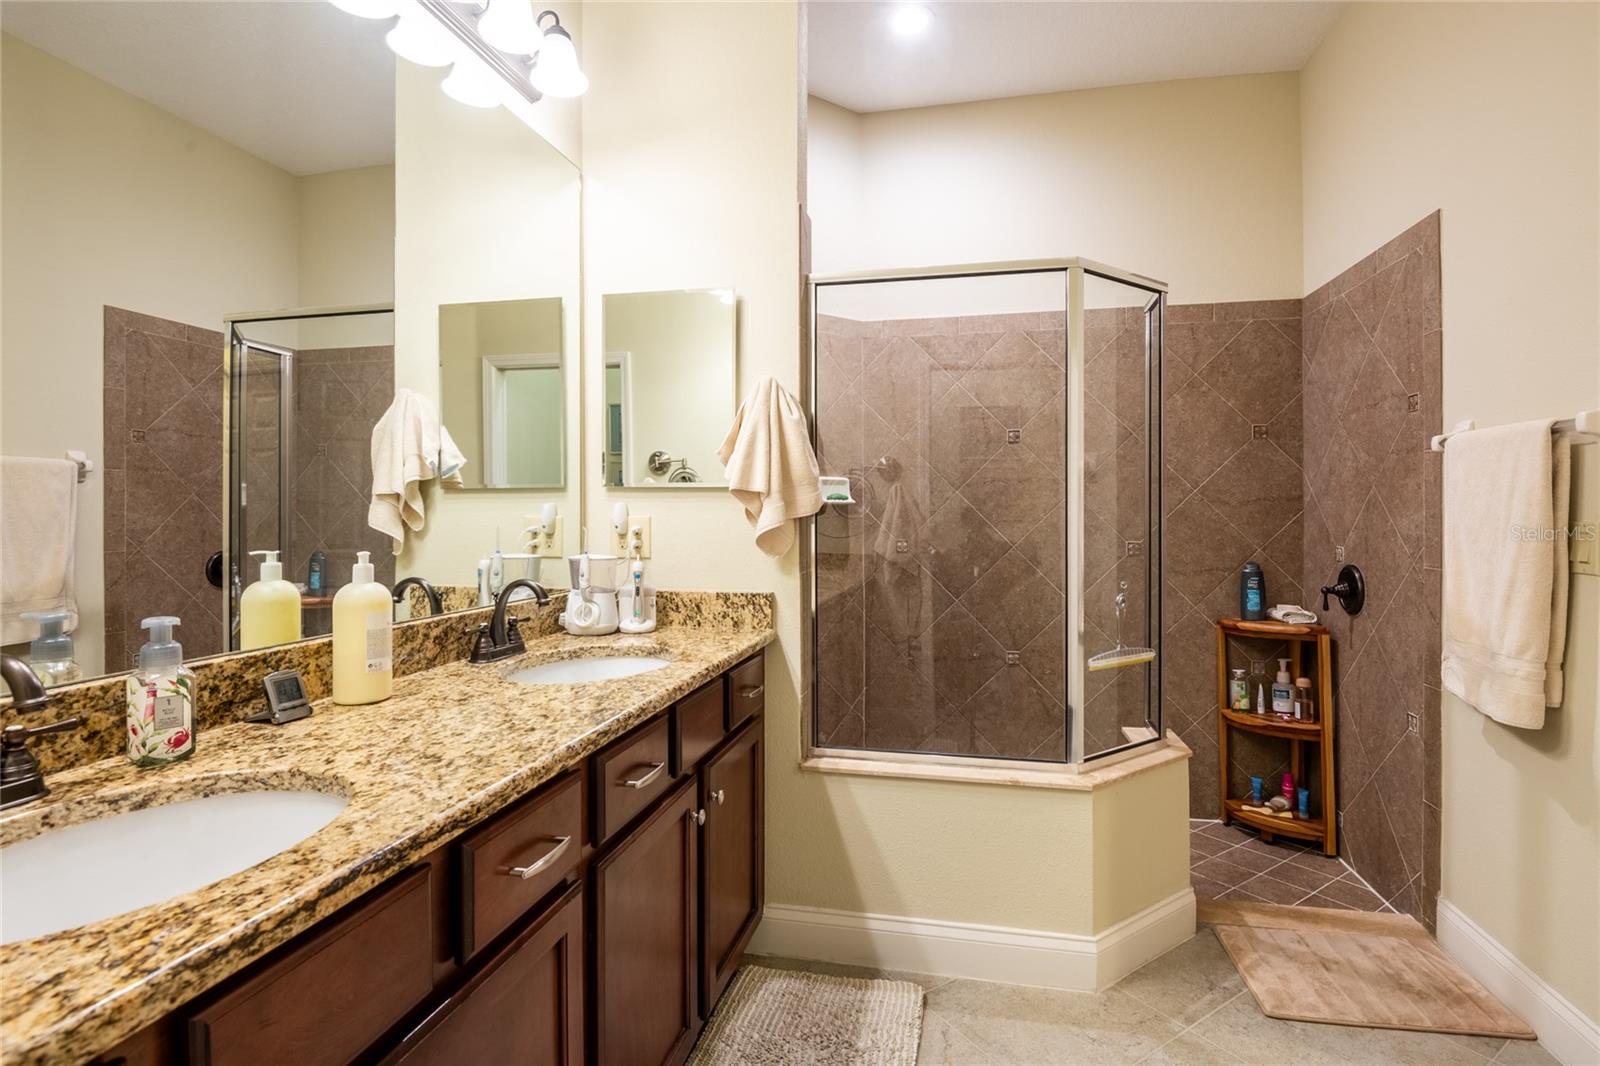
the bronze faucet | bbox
[1,654,85,810]
[392,575,443,616]
[470,580,552,664]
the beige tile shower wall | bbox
[1300,214,1442,926]
[815,311,1068,760]
[1156,301,1305,818]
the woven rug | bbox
[687,965,924,1066]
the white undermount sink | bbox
[0,790,347,945]
[505,656,670,685]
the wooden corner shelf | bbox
[1215,617,1338,856]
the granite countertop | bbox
[0,624,772,1066]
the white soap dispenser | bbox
[240,549,303,649]
[333,551,392,705]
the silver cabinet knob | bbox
[711,789,725,806]
[694,808,707,826]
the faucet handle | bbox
[4,716,85,744]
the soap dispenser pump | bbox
[333,551,393,705]
[240,549,303,650]
[126,616,196,766]
[19,610,82,686]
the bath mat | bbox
[1203,899,1536,1040]
[687,965,924,1066]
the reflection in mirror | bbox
[0,2,581,687]
[439,298,565,489]
[602,289,737,487]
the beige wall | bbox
[0,33,301,675]
[583,1,1187,940]
[393,59,581,590]
[1302,2,1600,1021]
[807,73,1303,302]
[297,164,395,330]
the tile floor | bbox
[747,932,1560,1064]
[1188,818,1390,911]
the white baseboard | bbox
[1436,898,1600,1066]
[748,888,1195,992]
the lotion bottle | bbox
[126,616,196,766]
[240,550,302,649]
[333,551,392,705]
[1271,658,1294,717]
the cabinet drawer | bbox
[672,679,725,775]
[592,714,674,846]
[726,655,765,731]
[459,769,584,961]
[188,865,433,1066]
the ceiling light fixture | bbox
[441,61,504,108]
[330,0,400,18]
[888,3,933,36]
[476,0,538,55]
[528,10,588,98]
[385,9,456,66]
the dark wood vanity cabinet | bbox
[107,652,765,1066]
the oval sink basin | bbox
[0,790,347,945]
[506,656,670,685]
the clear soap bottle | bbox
[20,610,83,686]
[126,616,196,766]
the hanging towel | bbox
[368,388,467,554]
[1,457,79,643]
[873,479,921,573]
[1440,420,1570,729]
[717,378,822,557]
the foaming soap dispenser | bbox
[333,551,392,705]
[20,610,82,685]
[126,616,196,766]
[241,549,302,649]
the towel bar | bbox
[64,450,93,483]
[1430,409,1600,452]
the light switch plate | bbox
[615,516,652,558]
[532,516,564,558]
[1571,521,1599,576]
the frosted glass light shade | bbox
[441,62,503,108]
[385,11,454,67]
[329,0,400,18]
[478,0,538,54]
[529,25,587,98]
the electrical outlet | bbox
[1570,521,1599,576]
[531,516,564,558]
[615,515,652,557]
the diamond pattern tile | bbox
[959,331,1061,429]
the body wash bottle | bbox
[240,550,302,649]
[333,551,392,705]
[126,616,196,766]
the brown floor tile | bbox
[1301,891,1357,910]
[1191,875,1231,900]
[1266,860,1341,894]
[1313,876,1387,911]
[1189,832,1237,858]
[1191,856,1267,888]
[1243,872,1316,905]
[1210,846,1287,875]
[1194,822,1254,846]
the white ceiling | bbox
[0,1,396,175]
[808,1,1345,113]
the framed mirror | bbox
[439,298,565,490]
[601,289,737,487]
[0,2,581,686]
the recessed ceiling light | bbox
[889,3,932,36]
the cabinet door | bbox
[590,777,700,1066]
[385,883,584,1066]
[699,716,763,1016]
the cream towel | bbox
[1,457,79,643]
[717,378,822,557]
[1440,420,1570,729]
[368,388,467,554]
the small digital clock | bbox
[253,668,313,726]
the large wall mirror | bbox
[602,289,737,487]
[0,2,581,686]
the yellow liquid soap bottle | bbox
[126,616,196,766]
[333,551,392,705]
[240,549,302,650]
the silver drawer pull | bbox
[742,685,765,700]
[623,762,665,789]
[507,835,571,880]
[711,789,726,805]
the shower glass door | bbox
[227,330,292,650]
[812,270,1072,761]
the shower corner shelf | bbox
[1214,617,1338,857]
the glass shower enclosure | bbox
[808,262,1165,765]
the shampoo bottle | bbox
[333,551,393,705]
[126,616,196,766]
[240,550,302,649]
